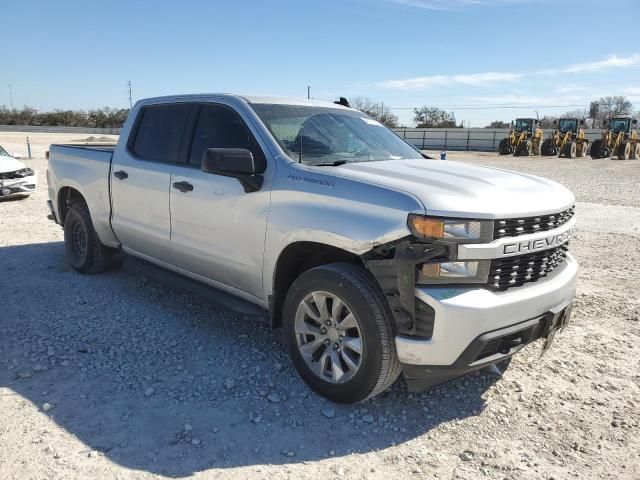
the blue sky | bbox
[3,0,639,126]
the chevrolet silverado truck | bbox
[47,95,577,403]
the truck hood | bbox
[335,159,575,218]
[0,155,27,174]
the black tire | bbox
[617,142,631,160]
[633,143,640,160]
[565,141,577,159]
[532,140,541,156]
[518,140,532,156]
[498,139,511,155]
[63,202,114,274]
[590,139,602,159]
[579,141,588,157]
[283,263,401,403]
[541,139,552,156]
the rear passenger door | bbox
[111,103,191,263]
[169,103,271,300]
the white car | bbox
[0,145,37,199]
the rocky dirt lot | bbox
[1,134,638,479]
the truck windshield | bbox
[610,118,630,133]
[250,103,422,165]
[515,119,533,133]
[558,119,578,132]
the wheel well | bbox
[57,187,86,223]
[271,242,362,328]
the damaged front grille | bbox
[489,244,569,290]
[494,206,574,239]
[0,168,34,180]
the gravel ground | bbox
[1,134,639,480]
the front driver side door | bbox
[169,103,272,301]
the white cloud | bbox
[562,54,640,73]
[390,0,528,10]
[377,53,640,91]
[378,72,522,89]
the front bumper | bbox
[396,253,578,389]
[0,174,37,198]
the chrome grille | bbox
[494,207,574,239]
[489,244,569,290]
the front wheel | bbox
[498,139,512,155]
[283,263,401,403]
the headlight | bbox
[417,260,490,284]
[408,215,492,242]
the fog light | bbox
[417,260,490,284]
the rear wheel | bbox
[283,263,401,403]
[618,142,631,160]
[63,202,114,273]
[518,140,532,156]
[579,142,588,157]
[532,140,541,156]
[633,143,640,160]
[565,141,577,159]
[541,139,552,156]
[590,139,602,159]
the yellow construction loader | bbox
[541,118,589,158]
[498,118,543,156]
[590,117,639,160]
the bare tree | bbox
[599,96,633,117]
[350,97,399,128]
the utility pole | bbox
[8,84,13,110]
[127,80,133,109]
[307,86,310,100]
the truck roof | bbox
[136,94,349,109]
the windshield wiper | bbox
[309,160,347,167]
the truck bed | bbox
[47,143,117,245]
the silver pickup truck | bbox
[47,94,577,403]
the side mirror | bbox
[633,119,638,126]
[579,119,584,125]
[201,148,263,192]
[553,120,557,125]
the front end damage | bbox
[0,168,37,199]
[361,219,578,391]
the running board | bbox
[121,255,270,321]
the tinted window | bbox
[131,104,191,162]
[188,104,266,172]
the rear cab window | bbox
[129,104,191,162]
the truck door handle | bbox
[113,170,128,180]
[173,181,194,193]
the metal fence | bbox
[0,124,609,152]
[0,125,121,135]
[394,128,606,151]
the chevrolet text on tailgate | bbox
[46,95,577,403]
